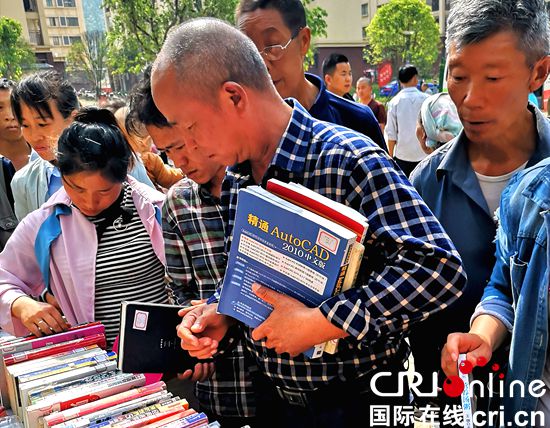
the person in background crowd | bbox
[10,71,154,221]
[386,64,429,176]
[117,104,184,191]
[415,92,462,154]
[151,18,466,428]
[419,80,434,95]
[126,69,258,428]
[0,156,16,251]
[0,108,171,347]
[0,78,32,171]
[410,0,550,414]
[236,0,387,151]
[322,53,354,100]
[356,76,387,133]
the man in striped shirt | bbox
[151,19,466,428]
[127,71,258,428]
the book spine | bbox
[56,391,172,428]
[4,334,106,365]
[1,324,105,356]
[43,381,166,427]
[324,242,365,355]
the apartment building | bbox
[0,0,86,74]
[308,0,450,83]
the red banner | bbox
[377,62,393,87]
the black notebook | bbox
[118,301,201,373]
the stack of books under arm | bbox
[0,321,217,428]
[217,178,368,358]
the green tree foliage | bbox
[104,0,327,75]
[67,31,108,98]
[303,0,327,70]
[364,0,440,77]
[104,0,239,75]
[0,17,35,80]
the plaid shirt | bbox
[162,179,256,417]
[216,101,466,392]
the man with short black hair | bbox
[386,64,428,176]
[322,53,353,100]
[235,0,387,151]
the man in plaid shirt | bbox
[152,19,466,428]
[127,70,258,428]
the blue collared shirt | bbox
[410,105,550,331]
[215,100,466,391]
[305,73,387,152]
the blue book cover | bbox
[218,186,356,358]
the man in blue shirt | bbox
[235,0,387,152]
[408,0,550,410]
[151,18,466,428]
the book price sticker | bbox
[133,310,149,331]
[316,229,339,254]
[458,353,474,428]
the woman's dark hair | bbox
[10,70,79,123]
[57,107,133,183]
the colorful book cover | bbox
[25,373,146,428]
[6,345,105,418]
[118,302,205,374]
[0,323,104,407]
[54,391,172,428]
[43,381,166,427]
[19,359,118,421]
[217,186,356,358]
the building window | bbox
[70,36,81,44]
[56,0,76,6]
[66,17,79,26]
[59,16,66,26]
[45,0,53,7]
[47,17,57,26]
[51,36,61,46]
[362,26,368,39]
[63,35,70,45]
[361,3,369,17]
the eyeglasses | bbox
[259,28,302,62]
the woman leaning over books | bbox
[0,107,170,348]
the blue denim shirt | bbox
[410,106,550,332]
[474,157,550,421]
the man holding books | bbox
[151,18,466,428]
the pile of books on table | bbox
[0,322,216,428]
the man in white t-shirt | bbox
[385,65,428,176]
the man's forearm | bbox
[470,314,509,352]
[388,139,396,157]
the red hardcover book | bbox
[266,178,368,243]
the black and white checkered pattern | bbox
[216,100,466,392]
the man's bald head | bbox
[153,18,273,100]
